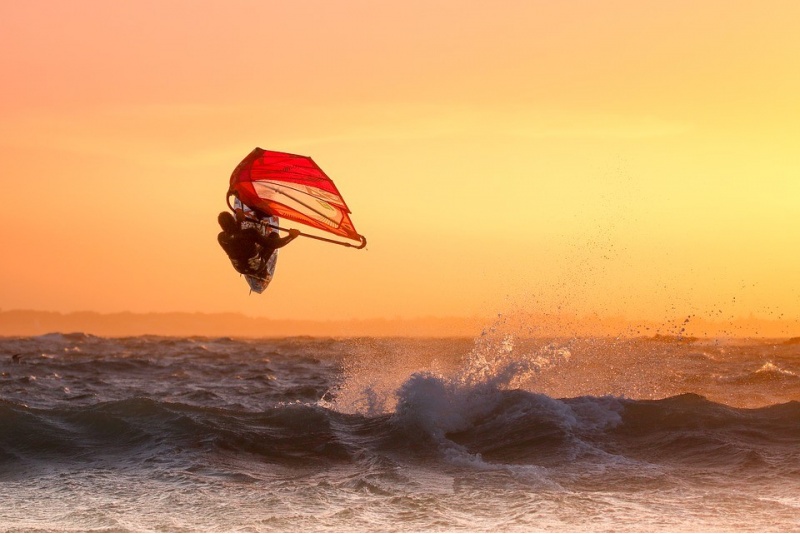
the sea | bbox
[0,331,799,532]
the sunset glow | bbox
[2,0,799,331]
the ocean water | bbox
[0,332,799,532]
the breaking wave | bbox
[1,385,797,477]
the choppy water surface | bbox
[1,333,799,531]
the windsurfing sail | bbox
[228,148,367,248]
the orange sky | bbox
[1,1,799,325]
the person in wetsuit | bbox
[217,210,300,277]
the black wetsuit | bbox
[218,227,295,277]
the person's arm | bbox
[259,229,300,249]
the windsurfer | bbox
[217,211,299,278]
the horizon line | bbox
[1,309,798,339]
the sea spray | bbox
[328,331,573,418]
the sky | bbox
[1,0,799,327]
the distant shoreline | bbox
[0,310,486,338]
[1,310,797,339]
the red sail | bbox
[229,148,362,242]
